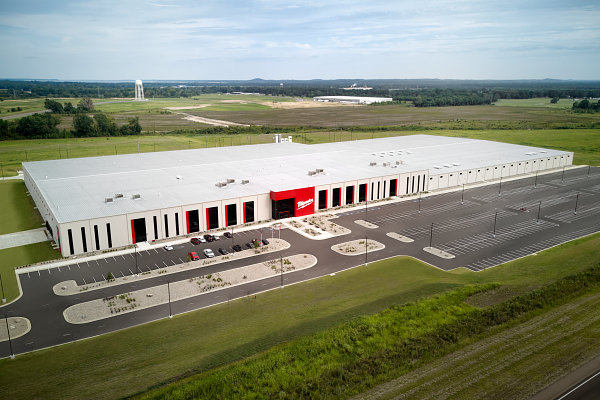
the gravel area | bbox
[387,232,414,243]
[354,219,379,229]
[0,317,31,342]
[423,246,455,259]
[286,214,351,238]
[331,239,385,256]
[64,253,317,324]
[54,239,290,296]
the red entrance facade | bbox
[270,187,315,219]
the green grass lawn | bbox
[0,242,61,302]
[0,180,43,235]
[198,103,272,112]
[1,232,599,400]
[493,98,574,108]
[0,98,50,115]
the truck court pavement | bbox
[1,167,600,360]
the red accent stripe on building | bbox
[131,220,136,244]
[185,211,189,234]
[225,205,229,227]
[325,190,328,209]
[243,202,246,224]
[395,180,398,196]
[351,185,355,204]
[206,208,210,231]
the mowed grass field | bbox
[493,97,574,108]
[0,180,43,234]
[1,232,600,400]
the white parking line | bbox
[82,278,86,284]
[92,276,96,282]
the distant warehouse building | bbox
[23,135,572,257]
[313,96,392,104]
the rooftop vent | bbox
[434,165,443,169]
[406,151,412,154]
[241,180,249,185]
[383,162,390,167]
[452,162,460,166]
[379,153,385,157]
[216,182,227,187]
[316,168,324,173]
[308,171,317,176]
[396,160,403,165]
[227,178,235,183]
[371,153,376,156]
[105,197,114,203]
[176,175,183,180]
[132,194,141,200]
[541,150,547,153]
[443,164,451,168]
[115,193,124,199]
[525,152,532,155]
[389,152,394,156]
[370,162,377,166]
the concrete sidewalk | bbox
[0,228,49,250]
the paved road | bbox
[1,166,600,360]
[530,353,600,399]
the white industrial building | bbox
[23,135,572,257]
[313,96,392,104]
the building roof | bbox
[24,135,570,224]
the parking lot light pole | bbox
[493,210,498,238]
[167,281,172,318]
[537,201,542,224]
[135,247,139,277]
[461,184,465,205]
[280,256,283,288]
[574,192,580,215]
[4,314,14,359]
[429,223,434,249]
[0,273,5,303]
[561,166,566,183]
[418,192,422,214]
[365,198,368,222]
[589,162,592,178]
[534,171,538,188]
[364,236,368,266]
[498,176,502,196]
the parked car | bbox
[188,251,199,261]
[218,247,228,255]
[164,244,173,251]
[203,234,214,242]
[203,249,215,258]
[212,234,220,241]
[245,242,254,249]
[262,239,269,245]
[224,232,233,238]
[232,244,242,252]
[190,238,202,245]
[252,239,262,246]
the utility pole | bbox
[4,314,14,358]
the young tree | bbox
[77,97,94,111]
[44,99,64,113]
[550,97,559,104]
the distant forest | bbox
[1,79,599,108]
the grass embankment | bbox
[1,233,600,400]
[0,242,61,302]
[493,97,573,108]
[136,263,600,400]
[0,129,598,177]
[0,180,43,234]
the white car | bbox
[199,237,207,243]
[203,249,215,258]
[212,234,220,241]
[164,244,173,251]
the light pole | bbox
[537,201,542,224]
[461,184,465,205]
[534,171,538,188]
[589,162,592,178]
[4,314,14,359]
[135,247,139,277]
[1,273,5,303]
[574,192,580,215]
[231,226,234,250]
[365,198,368,222]
[429,223,434,249]
[418,192,422,214]
[492,210,498,238]
[167,281,172,318]
[0,164,3,181]
[364,236,368,266]
[280,256,283,288]
[561,166,565,183]
[498,176,502,196]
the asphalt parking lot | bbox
[2,166,600,358]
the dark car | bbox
[191,238,202,245]
[203,234,214,242]
[245,242,254,249]
[262,239,269,245]
[232,244,242,252]
[218,247,229,255]
[224,232,233,238]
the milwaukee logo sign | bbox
[297,199,314,210]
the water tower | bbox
[134,80,145,101]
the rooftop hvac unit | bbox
[115,193,124,199]
[288,136,293,143]
[392,166,398,168]
[105,197,114,203]
[525,152,532,155]
[372,153,377,156]
[443,164,451,168]
[370,162,377,166]
[241,180,249,185]
[380,153,385,157]
[452,162,460,166]
[308,171,317,176]
[227,178,235,183]
[132,194,141,200]
[389,152,394,156]
[398,150,403,154]
[541,150,547,153]
[396,160,403,165]
[434,165,443,169]
[531,152,537,155]
[316,168,324,173]
[383,162,390,167]
[406,151,412,154]
[176,175,183,180]
[216,182,227,187]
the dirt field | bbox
[259,100,362,109]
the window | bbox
[423,174,425,191]
[164,214,169,237]
[377,182,380,199]
[68,229,74,255]
[406,177,409,194]
[175,213,180,236]
[81,227,87,253]
[318,190,327,210]
[411,177,415,193]
[153,216,159,239]
[207,207,219,230]
[244,201,255,223]
[187,210,199,234]
[106,223,112,248]
[371,182,374,200]
[383,181,386,198]
[417,175,420,192]
[390,179,397,196]
[346,186,354,205]
[332,188,341,207]
[226,204,237,226]
[359,184,367,202]
[94,225,100,251]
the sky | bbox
[0,0,599,81]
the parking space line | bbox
[48,269,51,274]
[92,276,96,282]
[129,269,134,275]
[86,261,90,267]
[163,261,168,267]
[121,255,125,260]
[179,258,184,263]
[58,266,61,272]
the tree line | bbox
[572,99,600,112]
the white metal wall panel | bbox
[448,172,458,187]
